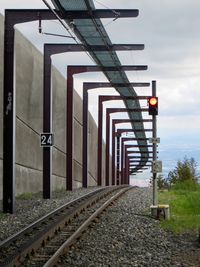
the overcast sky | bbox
[1,0,200,185]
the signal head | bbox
[148,97,158,115]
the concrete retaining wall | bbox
[0,13,106,199]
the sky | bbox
[1,0,200,186]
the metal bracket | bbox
[148,137,160,144]
[152,160,162,173]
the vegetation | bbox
[158,157,200,234]
[16,192,42,200]
[159,181,200,233]
[0,212,8,219]
[168,157,198,185]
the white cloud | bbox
[1,0,200,176]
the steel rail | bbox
[0,187,106,248]
[43,187,131,267]
[0,186,127,267]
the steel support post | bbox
[43,44,88,198]
[98,95,149,185]
[97,84,148,185]
[152,80,158,206]
[82,83,117,187]
[112,123,152,185]
[2,8,143,212]
[82,82,148,187]
[121,137,150,178]
[105,107,148,186]
[124,151,128,184]
[126,152,130,184]
[121,140,125,184]
[112,121,117,185]
[3,9,57,213]
[112,121,152,185]
[67,66,146,190]
[44,45,142,196]
[44,47,143,195]
[107,108,148,185]
[116,133,121,185]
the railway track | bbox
[0,185,131,267]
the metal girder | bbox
[105,107,149,186]
[127,146,157,150]
[5,8,139,20]
[114,119,152,124]
[43,43,148,196]
[129,167,149,170]
[129,160,151,162]
[64,9,139,19]
[3,9,59,214]
[97,95,149,185]
[2,7,147,213]
[51,5,139,19]
[121,137,151,182]
[82,81,149,187]
[44,43,146,55]
[117,129,152,134]
[51,0,149,185]
[112,119,152,185]
[82,82,150,90]
[82,81,150,187]
[127,151,153,154]
[68,65,147,73]
[67,65,146,190]
[128,156,153,159]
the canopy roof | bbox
[51,0,150,170]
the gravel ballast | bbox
[0,187,199,266]
[0,187,100,241]
[60,187,200,267]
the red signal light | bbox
[149,97,157,106]
[148,97,158,115]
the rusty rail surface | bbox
[0,186,130,267]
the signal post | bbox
[149,81,169,219]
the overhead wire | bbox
[41,0,77,40]
[41,0,98,66]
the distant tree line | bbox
[156,157,199,189]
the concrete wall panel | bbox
[16,118,42,170]
[52,175,65,191]
[88,173,96,187]
[15,31,43,132]
[88,114,97,180]
[52,68,66,152]
[101,144,106,186]
[74,89,83,125]
[73,180,82,189]
[74,161,82,186]
[52,147,66,178]
[0,12,105,200]
[74,119,82,164]
[16,165,42,195]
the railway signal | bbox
[148,97,158,115]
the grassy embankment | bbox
[159,181,200,233]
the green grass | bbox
[159,181,200,233]
[16,192,41,200]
